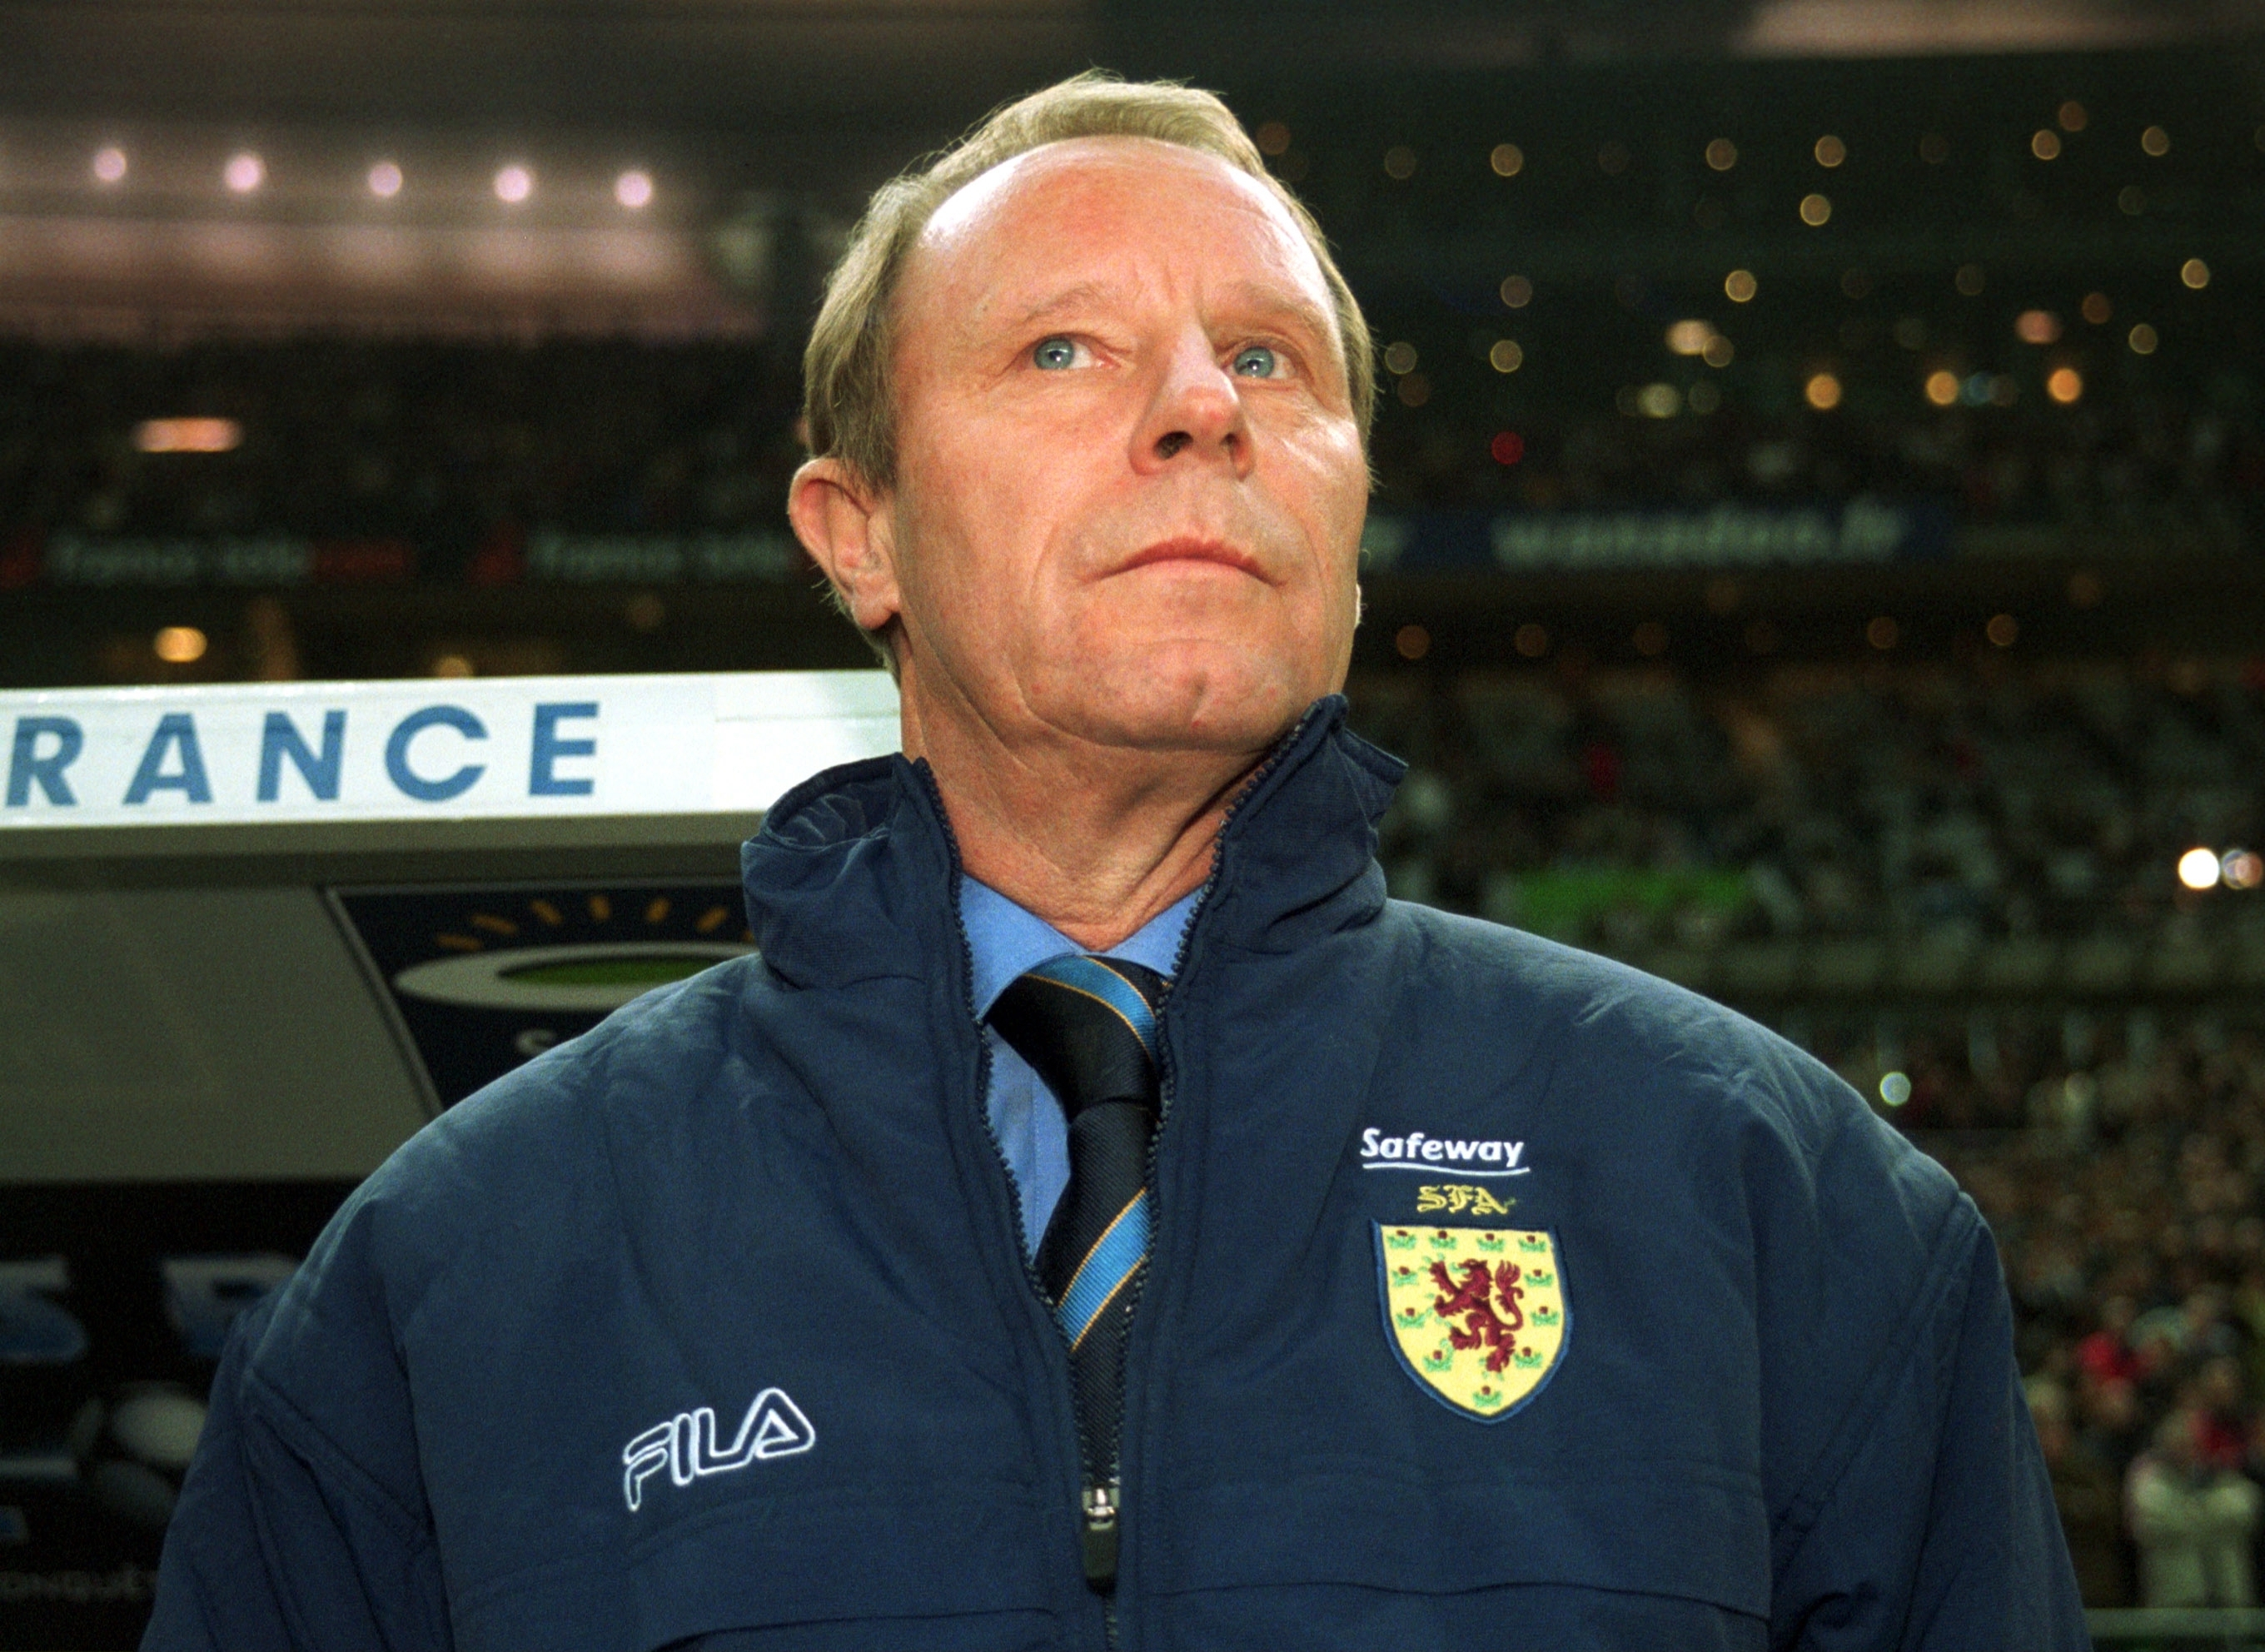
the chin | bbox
[1035,637,1322,754]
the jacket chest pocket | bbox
[1144,1465,1770,1649]
[450,1484,1078,1651]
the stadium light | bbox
[2224,851,2264,891]
[368,161,403,199]
[495,164,533,204]
[615,170,654,209]
[224,152,265,194]
[92,147,127,184]
[153,627,207,664]
[2178,848,2223,890]
[135,418,241,454]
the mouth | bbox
[1116,537,1266,579]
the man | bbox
[2127,1407,2260,1606]
[146,75,2085,1649]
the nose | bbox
[1132,330,1253,478]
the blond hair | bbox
[801,71,1375,495]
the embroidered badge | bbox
[1376,1224,1567,1421]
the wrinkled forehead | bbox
[903,137,1334,320]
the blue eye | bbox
[1232,345,1279,378]
[1033,336,1079,370]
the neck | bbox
[903,693,1271,953]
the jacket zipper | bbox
[964,961,1126,1616]
[916,764,1108,1638]
[919,713,1319,1646]
[1101,707,1318,1645]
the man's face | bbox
[872,137,1368,756]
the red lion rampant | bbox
[1429,1257,1526,1373]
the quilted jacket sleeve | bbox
[1767,1209,2089,1650]
[141,1289,451,1652]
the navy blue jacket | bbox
[146,700,2086,1650]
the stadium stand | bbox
[1348,658,2265,950]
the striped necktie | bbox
[986,953,1166,1588]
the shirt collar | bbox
[959,874,1201,1018]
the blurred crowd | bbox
[0,339,2258,564]
[0,339,806,561]
[1915,1016,2265,1609]
[1347,655,2265,953]
[1376,387,2265,539]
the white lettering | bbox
[1357,1128,1531,1178]
[0,670,899,831]
[622,1386,814,1512]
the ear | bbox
[789,458,903,634]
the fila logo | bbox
[621,1386,815,1512]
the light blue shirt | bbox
[960,874,1200,1257]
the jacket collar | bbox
[740,694,1406,991]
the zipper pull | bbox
[1082,1481,1120,1591]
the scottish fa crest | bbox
[1376,1224,1568,1421]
